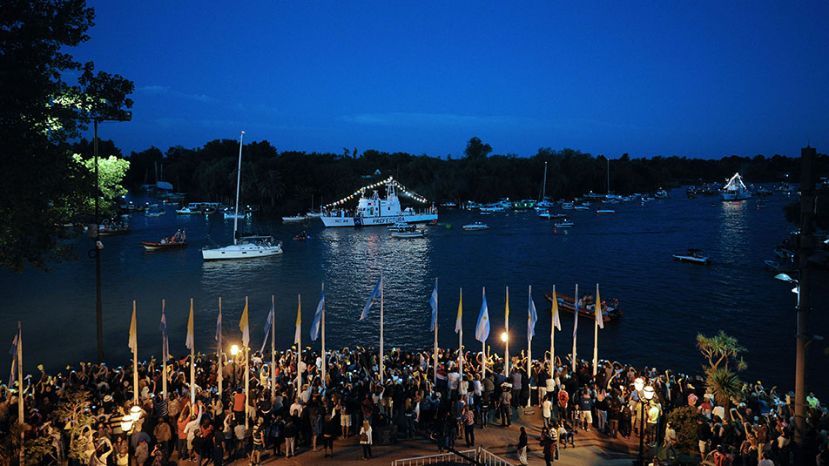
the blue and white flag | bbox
[159,303,169,361]
[260,303,274,354]
[527,286,538,341]
[361,276,383,320]
[429,279,438,332]
[310,291,325,341]
[475,288,491,343]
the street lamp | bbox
[230,344,240,357]
[634,378,654,466]
[500,331,509,343]
[775,273,800,308]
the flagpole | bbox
[217,297,222,397]
[504,285,510,377]
[458,288,463,380]
[244,296,250,430]
[433,278,438,386]
[162,299,167,401]
[379,275,384,384]
[481,287,486,380]
[572,284,578,373]
[271,294,276,402]
[296,293,302,390]
[132,300,139,406]
[593,283,599,377]
[17,321,24,465]
[190,298,195,406]
[550,285,556,376]
[527,285,532,408]
[321,283,327,389]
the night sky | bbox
[75,1,829,158]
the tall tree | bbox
[464,136,492,160]
[0,0,133,270]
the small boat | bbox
[561,202,574,210]
[145,204,165,217]
[176,206,199,215]
[574,205,590,211]
[224,211,248,220]
[305,210,323,218]
[479,205,505,213]
[596,209,616,214]
[141,236,187,251]
[293,231,311,241]
[764,259,796,273]
[672,249,711,265]
[544,292,622,322]
[537,210,552,219]
[282,214,307,223]
[553,220,574,228]
[97,220,129,236]
[391,229,426,239]
[655,189,669,199]
[462,222,490,231]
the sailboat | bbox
[536,161,554,209]
[202,131,282,260]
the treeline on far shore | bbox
[77,137,828,215]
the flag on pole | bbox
[294,295,302,344]
[429,279,438,332]
[185,300,195,350]
[528,286,538,340]
[552,288,562,331]
[475,288,490,343]
[160,303,169,361]
[239,300,250,347]
[260,303,274,353]
[595,284,604,329]
[310,291,324,341]
[454,289,463,333]
[128,304,138,353]
[215,305,222,343]
[361,276,382,320]
[8,332,18,387]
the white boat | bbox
[145,204,165,217]
[304,210,323,218]
[202,131,282,261]
[282,215,307,223]
[721,173,751,201]
[655,189,669,199]
[320,177,437,227]
[537,210,552,219]
[479,205,505,213]
[462,222,489,231]
[574,205,590,211]
[390,227,426,238]
[596,209,616,214]
[561,202,574,210]
[223,210,249,220]
[387,222,412,232]
[672,249,711,265]
[176,206,200,215]
[554,220,574,228]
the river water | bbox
[1,188,826,394]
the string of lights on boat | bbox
[323,176,428,208]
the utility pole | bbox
[794,145,816,462]
[94,119,104,361]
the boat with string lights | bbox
[721,172,752,201]
[320,177,437,227]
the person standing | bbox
[542,395,553,429]
[517,426,528,465]
[539,427,558,465]
[359,419,373,460]
[500,387,512,427]
[463,403,475,447]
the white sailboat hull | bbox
[320,212,437,227]
[201,243,282,260]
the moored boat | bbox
[282,214,307,223]
[553,220,574,228]
[544,292,622,322]
[721,173,751,201]
[596,209,615,214]
[672,249,711,265]
[321,177,437,227]
[462,222,489,231]
[391,229,426,238]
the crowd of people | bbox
[0,344,826,466]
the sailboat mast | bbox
[233,131,245,245]
[541,161,548,201]
[606,157,610,195]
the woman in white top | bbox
[359,420,373,460]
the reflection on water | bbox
[718,201,748,263]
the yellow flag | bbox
[552,288,561,330]
[240,298,250,346]
[454,288,463,333]
[128,301,137,353]
[595,284,604,329]
[294,294,302,344]
[185,299,194,350]
[505,286,510,321]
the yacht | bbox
[202,131,282,261]
[320,177,437,227]
[721,173,751,201]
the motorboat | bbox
[574,205,590,211]
[544,292,623,322]
[513,199,536,210]
[387,222,412,232]
[537,210,552,219]
[553,220,574,228]
[672,249,711,265]
[282,214,307,223]
[655,189,669,199]
[305,210,323,218]
[97,219,129,236]
[175,206,199,215]
[721,173,752,201]
[145,204,165,217]
[202,131,282,261]
[596,209,616,214]
[224,210,248,220]
[462,222,490,231]
[142,230,187,251]
[391,228,426,238]
[561,202,574,210]
[320,177,437,227]
[479,204,505,213]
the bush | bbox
[666,405,700,454]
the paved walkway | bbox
[179,408,642,465]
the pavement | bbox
[177,407,642,465]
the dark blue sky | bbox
[76,1,829,158]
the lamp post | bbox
[500,331,510,376]
[634,377,654,466]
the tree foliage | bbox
[54,389,96,462]
[697,331,747,415]
[0,0,133,271]
[72,153,130,218]
[665,405,701,454]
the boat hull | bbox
[202,244,283,260]
[721,192,751,201]
[672,255,710,265]
[321,212,437,227]
[544,292,622,322]
[142,241,187,251]
[391,231,425,238]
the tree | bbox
[54,390,96,462]
[697,331,748,417]
[464,136,492,160]
[72,153,130,218]
[0,0,133,271]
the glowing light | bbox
[230,344,240,356]
[500,331,509,343]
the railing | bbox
[391,447,512,466]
